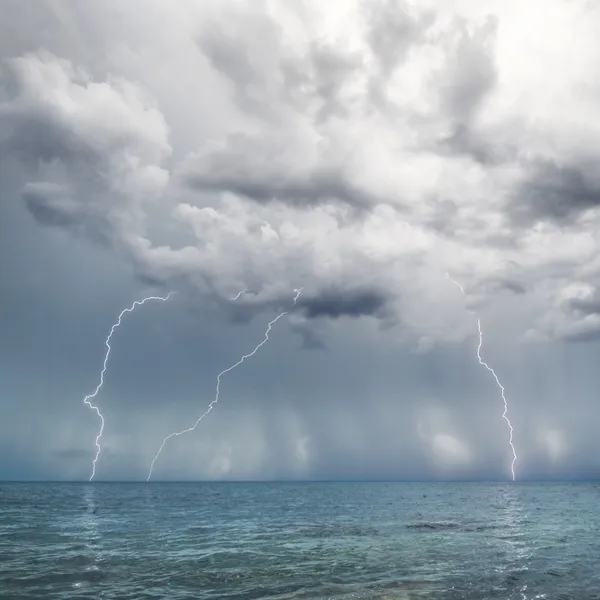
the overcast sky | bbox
[1,0,599,482]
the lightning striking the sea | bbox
[84,293,174,481]
[446,274,517,481]
[146,287,303,481]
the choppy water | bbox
[1,482,599,599]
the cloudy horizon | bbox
[1,0,599,482]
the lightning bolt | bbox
[84,293,174,481]
[229,289,248,300]
[147,287,303,481]
[446,274,517,481]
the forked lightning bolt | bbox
[446,274,517,481]
[147,288,303,481]
[84,293,174,481]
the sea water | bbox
[1,482,599,599]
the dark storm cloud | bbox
[0,55,108,174]
[22,182,113,246]
[559,289,600,342]
[567,296,600,317]
[1,95,116,246]
[512,160,600,225]
[0,108,97,171]
[0,48,173,287]
[208,286,389,330]
[22,183,79,228]
[179,140,377,209]
[299,288,388,320]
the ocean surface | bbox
[0,482,599,600]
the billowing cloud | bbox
[0,50,171,251]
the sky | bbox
[1,0,599,482]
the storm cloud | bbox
[299,288,389,320]
[1,0,600,482]
[514,160,600,225]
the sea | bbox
[0,482,599,599]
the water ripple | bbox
[0,482,599,599]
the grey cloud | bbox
[198,7,364,125]
[363,0,434,110]
[22,182,113,246]
[533,284,600,343]
[423,199,460,234]
[479,277,527,296]
[179,136,377,209]
[560,324,600,343]
[0,107,97,170]
[190,10,384,211]
[365,0,432,76]
[559,290,600,342]
[299,288,388,320]
[23,183,80,228]
[567,296,600,317]
[438,124,500,165]
[435,17,499,164]
[440,17,498,123]
[198,10,280,120]
[497,280,526,295]
[304,44,364,123]
[0,54,128,176]
[513,160,600,225]
[0,49,172,269]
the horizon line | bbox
[1,478,598,484]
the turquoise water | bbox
[1,482,599,599]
